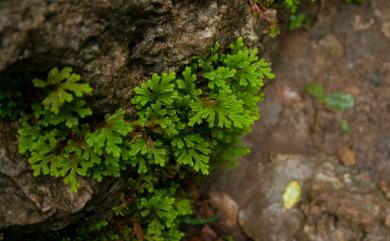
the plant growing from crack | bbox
[1,37,274,240]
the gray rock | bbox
[0,0,264,112]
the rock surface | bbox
[211,154,390,241]
[0,0,266,232]
[237,154,390,241]
[0,0,263,111]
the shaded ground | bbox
[266,0,390,179]
[189,1,390,240]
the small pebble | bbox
[337,147,357,166]
[209,191,239,228]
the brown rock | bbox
[201,225,218,241]
[337,147,357,167]
[209,191,239,228]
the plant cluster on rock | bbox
[1,38,274,240]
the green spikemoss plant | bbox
[15,37,274,240]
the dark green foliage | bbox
[0,87,22,119]
[183,215,219,225]
[345,0,364,3]
[12,37,273,240]
[0,74,26,120]
[18,67,93,192]
[289,13,308,30]
[136,187,192,240]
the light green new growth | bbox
[283,0,300,13]
[32,67,93,114]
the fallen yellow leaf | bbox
[282,180,301,209]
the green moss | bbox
[7,37,274,240]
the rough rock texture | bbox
[241,154,390,241]
[0,0,264,111]
[0,122,123,231]
[212,154,390,241]
[0,0,267,231]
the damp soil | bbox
[187,1,390,240]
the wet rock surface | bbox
[0,0,266,232]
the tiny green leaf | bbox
[305,82,326,103]
[289,14,307,30]
[340,119,351,133]
[325,92,355,112]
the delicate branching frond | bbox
[33,67,92,114]
[15,37,273,240]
